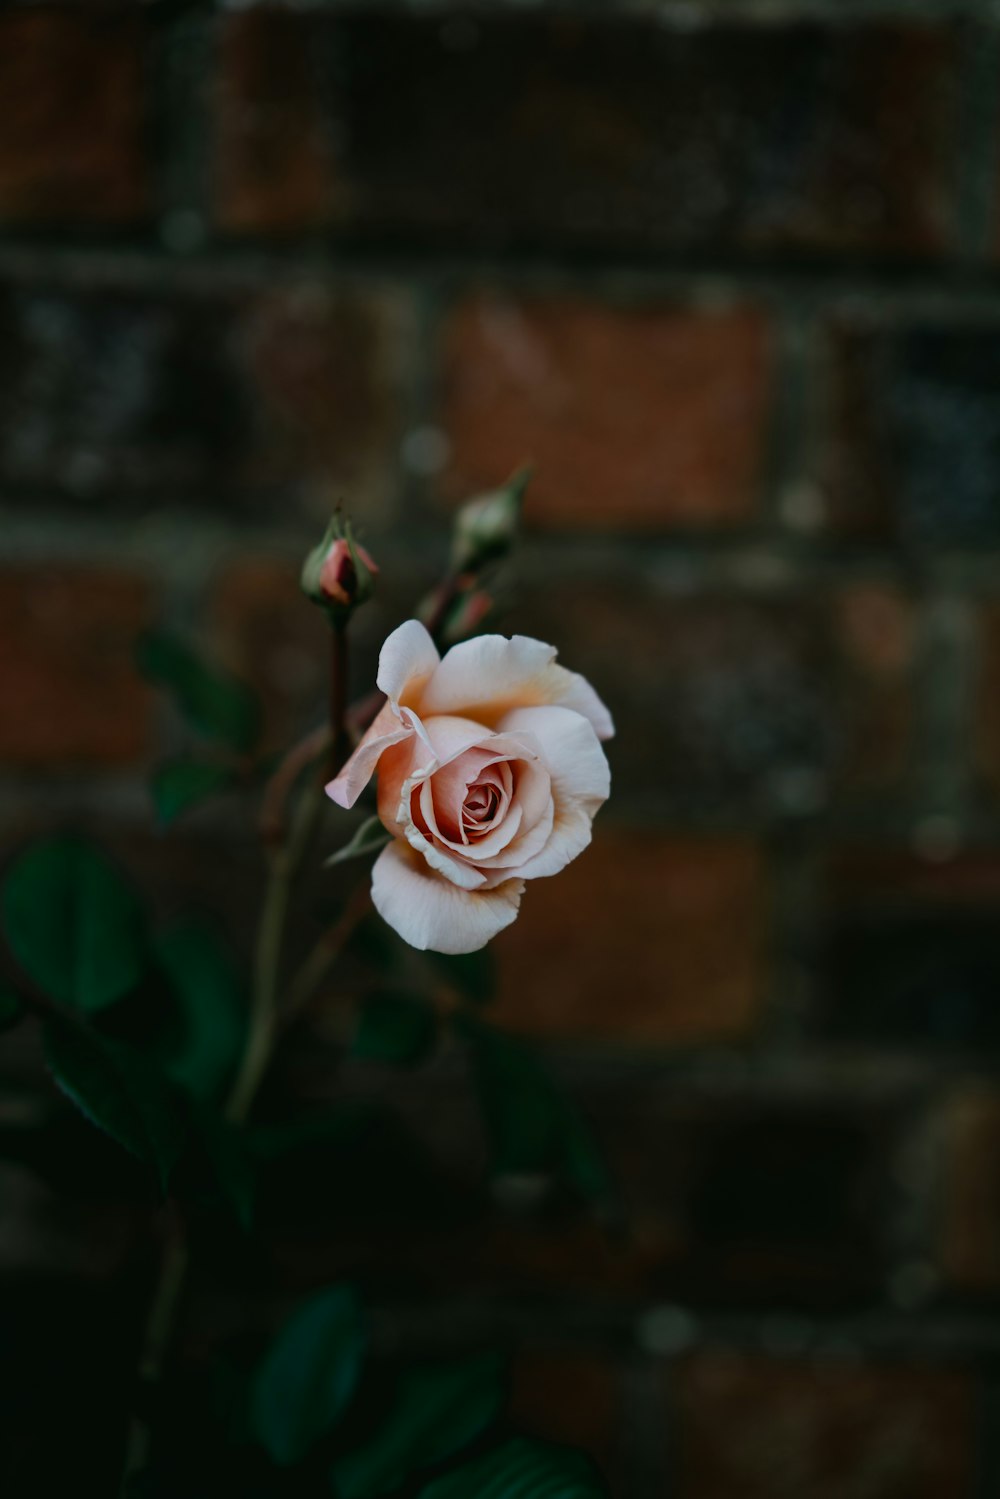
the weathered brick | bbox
[672,1354,974,1499]
[817,850,1000,1050]
[493,831,767,1044]
[512,578,914,816]
[0,569,150,768]
[214,15,956,257]
[215,11,338,234]
[438,296,772,532]
[0,280,403,520]
[940,1088,1000,1293]
[0,12,147,226]
[818,318,1000,544]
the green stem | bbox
[120,617,356,1490]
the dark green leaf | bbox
[155,921,245,1101]
[418,1438,605,1499]
[43,1015,187,1190]
[2,836,145,1013]
[426,948,496,1005]
[353,991,436,1065]
[332,1354,502,1499]
[137,631,260,754]
[151,758,240,827]
[252,1284,366,1466]
[325,815,391,868]
[0,982,25,1032]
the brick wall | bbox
[4,4,1000,1495]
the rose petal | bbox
[326,701,413,810]
[418,633,614,740]
[376,620,440,710]
[496,705,611,879]
[372,840,524,953]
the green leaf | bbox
[332,1355,502,1499]
[137,631,260,754]
[426,948,496,1006]
[155,921,246,1101]
[353,991,436,1065]
[0,982,25,1032]
[43,1015,187,1190]
[325,815,391,868]
[2,836,146,1013]
[458,1018,611,1206]
[252,1284,366,1466]
[418,1438,605,1499]
[151,758,240,827]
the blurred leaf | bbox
[2,836,145,1013]
[137,631,260,754]
[325,816,391,868]
[155,921,246,1101]
[43,1014,187,1190]
[426,948,496,1006]
[418,1438,605,1498]
[353,991,436,1065]
[458,1018,611,1207]
[151,758,240,827]
[0,982,25,1032]
[196,1104,255,1230]
[332,1354,503,1499]
[251,1284,365,1466]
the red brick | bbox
[0,282,404,520]
[673,1354,974,1499]
[832,583,915,796]
[218,17,955,258]
[511,578,914,814]
[0,13,147,226]
[493,831,767,1044]
[0,569,150,768]
[439,297,772,532]
[940,1088,1000,1294]
[215,11,339,234]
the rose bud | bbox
[301,519,378,621]
[326,620,613,954]
[450,467,531,574]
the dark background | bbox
[3,3,1000,1495]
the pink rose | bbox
[327,620,614,953]
[318,537,379,607]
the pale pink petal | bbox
[376,620,440,710]
[498,705,610,812]
[372,841,524,953]
[419,633,614,740]
[496,705,611,879]
[326,702,413,810]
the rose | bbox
[327,620,614,953]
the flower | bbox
[301,520,378,619]
[327,620,614,953]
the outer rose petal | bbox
[418,633,614,740]
[326,701,412,810]
[376,619,440,710]
[371,840,524,953]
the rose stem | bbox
[120,616,358,1490]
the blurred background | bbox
[4,1,1000,1495]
